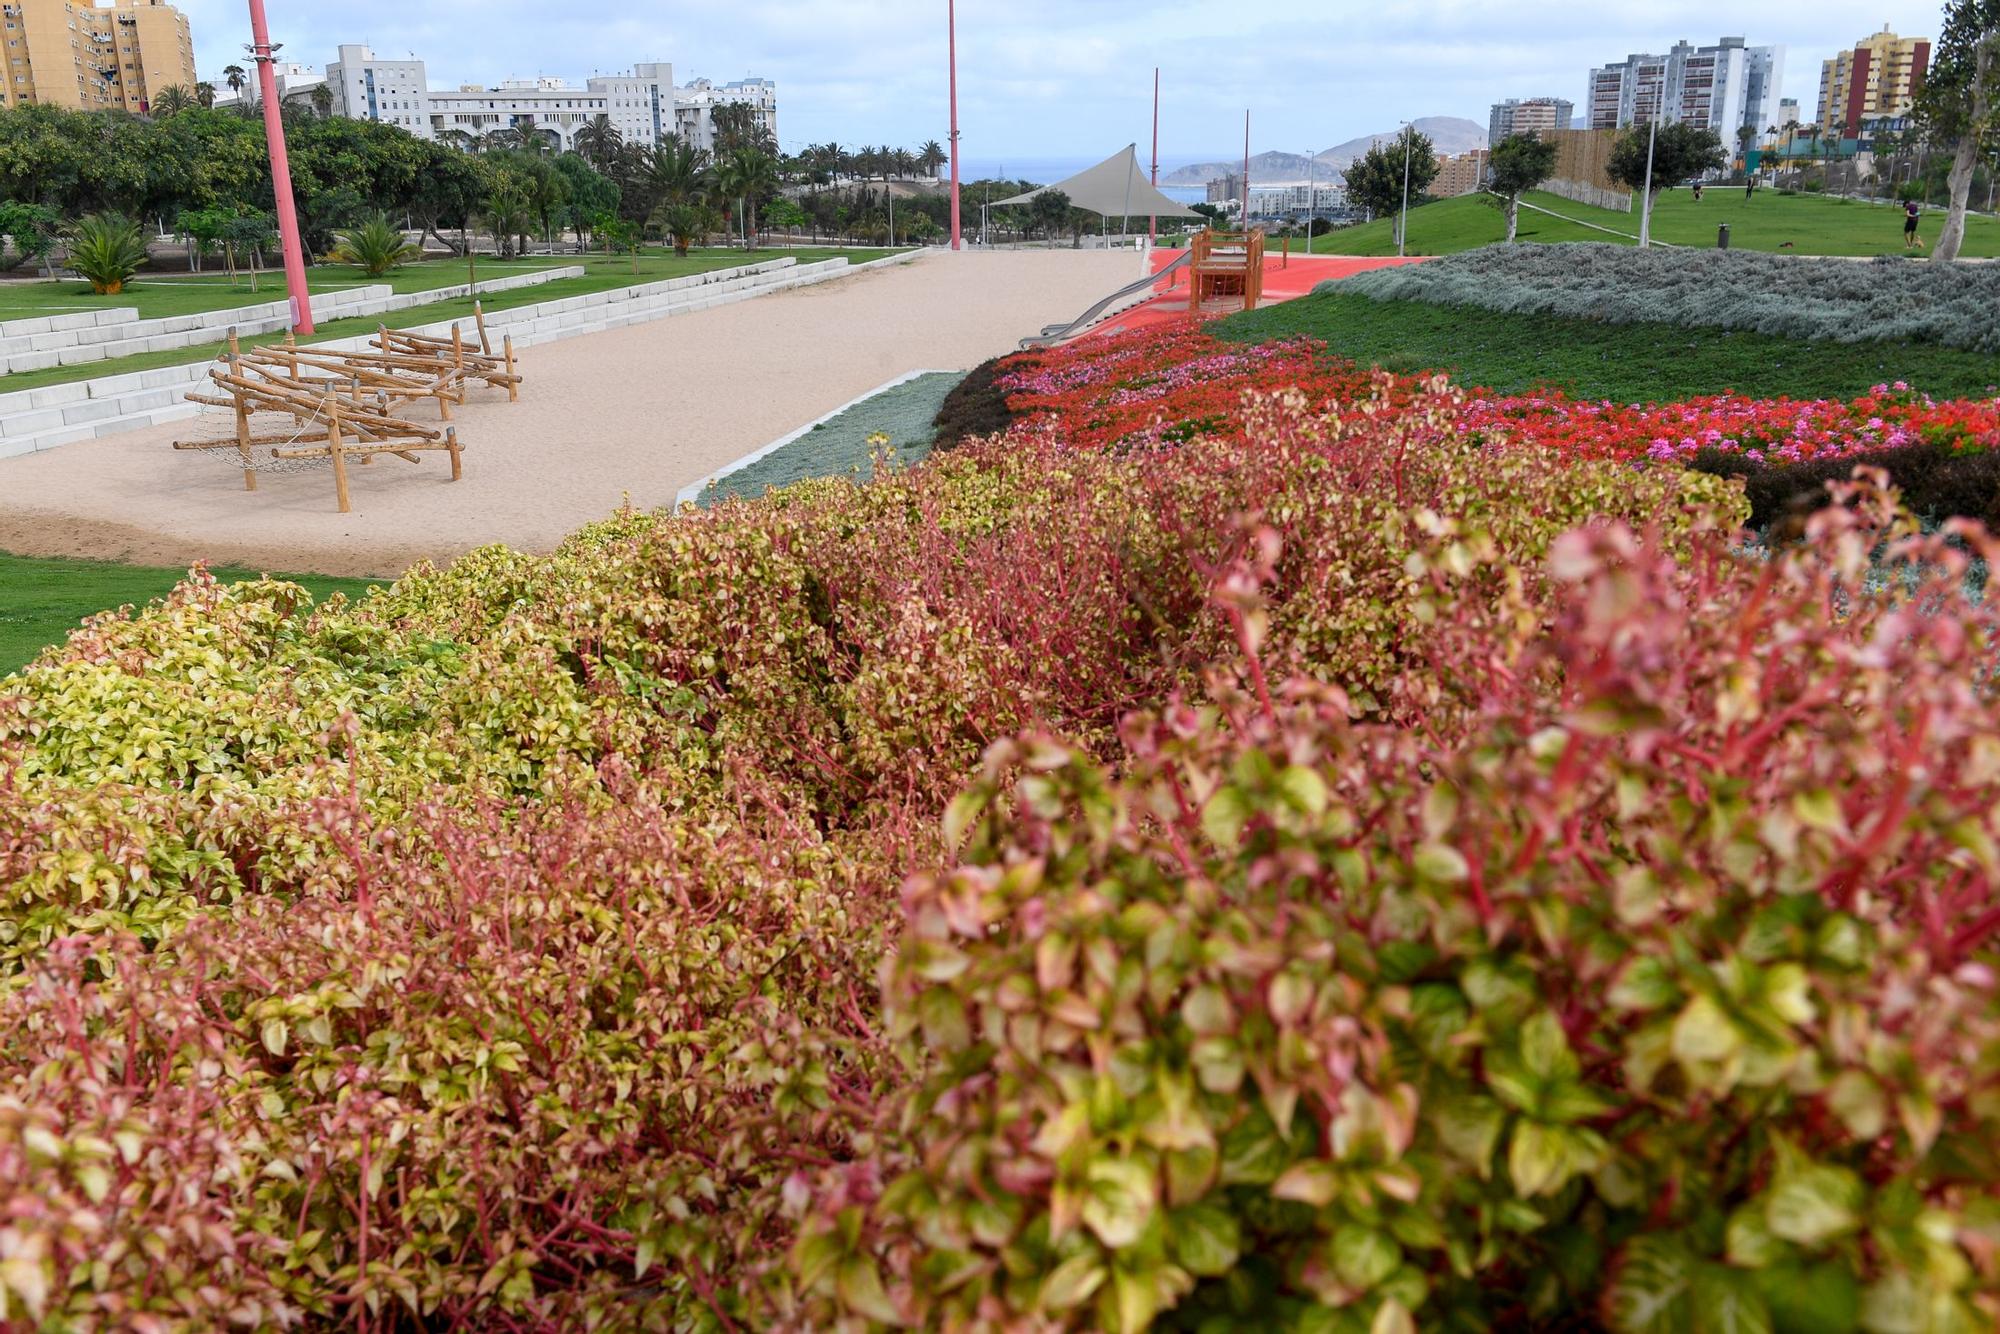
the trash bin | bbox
[1718,224,1731,250]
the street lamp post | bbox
[246,0,313,334]
[1397,124,1413,257]
[1306,146,1315,254]
[947,0,962,250]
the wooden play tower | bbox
[1189,228,1266,313]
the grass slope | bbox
[0,248,900,394]
[1218,291,2000,403]
[0,554,378,677]
[1313,190,2000,259]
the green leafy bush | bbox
[61,212,148,294]
[326,214,425,276]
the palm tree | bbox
[479,180,535,259]
[327,215,424,276]
[919,139,947,179]
[1735,124,1757,170]
[650,201,708,256]
[222,64,247,100]
[645,137,712,211]
[714,147,779,247]
[149,85,195,117]
[575,115,624,172]
[310,83,334,119]
[195,81,216,109]
[894,148,917,180]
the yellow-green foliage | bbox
[0,389,1736,979]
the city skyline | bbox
[169,0,1943,159]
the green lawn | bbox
[0,247,901,394]
[0,554,380,678]
[1305,190,2000,259]
[0,257,572,321]
[1218,291,2000,403]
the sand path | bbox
[0,249,1135,577]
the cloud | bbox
[182,0,1944,161]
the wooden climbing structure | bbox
[1188,228,1266,313]
[170,305,521,514]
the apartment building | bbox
[1586,37,1784,137]
[327,45,771,154]
[1434,149,1491,197]
[1489,97,1574,146]
[0,0,196,112]
[673,76,777,153]
[1817,27,1930,136]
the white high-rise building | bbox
[324,46,769,154]
[1586,38,1784,136]
[673,77,778,153]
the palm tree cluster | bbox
[794,141,949,186]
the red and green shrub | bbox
[5,360,2000,1330]
[822,484,2000,1331]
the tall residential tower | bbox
[0,0,196,112]
[1817,27,1930,136]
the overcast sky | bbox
[186,0,1946,164]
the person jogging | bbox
[1905,199,1924,250]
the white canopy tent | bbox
[994,145,1203,233]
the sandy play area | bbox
[0,249,1137,577]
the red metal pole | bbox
[247,0,313,334]
[948,0,962,250]
[1150,68,1159,244]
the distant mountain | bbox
[1160,117,1489,187]
[1161,150,1321,187]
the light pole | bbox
[246,0,313,334]
[1397,124,1413,257]
[947,0,962,249]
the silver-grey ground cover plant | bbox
[1326,242,2000,353]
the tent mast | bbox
[1150,69,1160,245]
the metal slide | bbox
[1019,250,1193,349]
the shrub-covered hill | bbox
[7,384,2000,1329]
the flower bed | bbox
[997,321,2000,478]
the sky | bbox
[182,0,1948,170]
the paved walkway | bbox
[0,250,1135,577]
[1090,248,1430,337]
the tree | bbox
[1919,1,2000,261]
[714,147,778,247]
[222,64,247,100]
[310,83,334,120]
[1029,188,1073,240]
[919,139,947,179]
[1736,123,1758,168]
[0,201,60,276]
[1486,132,1558,242]
[1344,128,1439,246]
[478,175,535,259]
[552,153,619,249]
[195,82,216,110]
[575,115,624,172]
[1607,120,1726,242]
[710,102,772,155]
[651,201,708,256]
[150,86,196,117]
[219,209,274,289]
[765,197,807,239]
